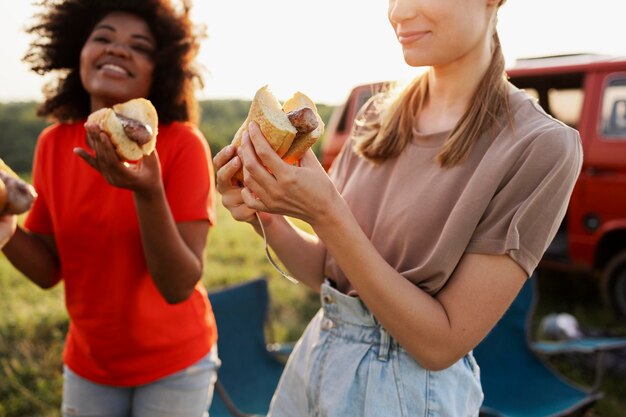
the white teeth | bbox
[101,64,129,75]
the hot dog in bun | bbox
[0,159,37,215]
[231,85,324,181]
[85,98,158,162]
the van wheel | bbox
[602,251,626,317]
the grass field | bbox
[0,201,625,416]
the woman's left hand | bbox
[74,125,162,196]
[237,121,337,226]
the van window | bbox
[335,103,350,134]
[601,76,626,138]
[515,87,583,128]
[547,88,584,128]
[355,90,374,115]
[336,88,377,135]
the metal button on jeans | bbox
[322,318,334,330]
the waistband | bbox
[320,280,395,360]
[320,280,378,326]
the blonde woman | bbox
[214,0,582,415]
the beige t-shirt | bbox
[324,84,583,295]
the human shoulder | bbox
[40,120,83,136]
[506,85,582,160]
[35,121,85,150]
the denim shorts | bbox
[268,281,483,417]
[62,347,220,417]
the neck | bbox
[418,36,494,134]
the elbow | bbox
[159,270,201,305]
[34,271,62,290]
[38,280,59,290]
[163,287,195,305]
[420,358,458,372]
[412,347,466,372]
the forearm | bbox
[134,186,206,304]
[252,215,326,291]
[2,227,61,289]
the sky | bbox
[1,0,625,105]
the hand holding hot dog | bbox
[235,121,339,226]
[85,98,158,162]
[230,85,325,182]
[215,85,333,225]
[75,98,162,194]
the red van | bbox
[320,54,626,316]
[320,82,386,171]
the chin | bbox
[89,88,145,109]
[402,54,428,68]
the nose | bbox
[388,0,418,24]
[104,42,130,58]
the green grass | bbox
[1,204,625,416]
[0,198,319,416]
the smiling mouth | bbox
[397,32,429,45]
[98,64,131,76]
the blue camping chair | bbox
[474,277,626,417]
[208,278,289,417]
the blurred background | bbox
[2,0,626,104]
[1,1,625,416]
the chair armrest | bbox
[267,342,296,364]
[532,337,626,355]
[531,336,626,392]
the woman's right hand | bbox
[213,144,267,226]
[76,125,163,197]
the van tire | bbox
[602,250,626,317]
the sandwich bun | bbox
[86,98,158,162]
[231,85,324,181]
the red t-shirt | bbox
[25,121,218,386]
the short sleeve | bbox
[162,125,216,225]
[24,127,54,234]
[466,126,583,275]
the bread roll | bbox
[230,86,323,181]
[86,98,158,161]
[232,86,297,155]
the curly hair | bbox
[23,0,206,124]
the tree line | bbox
[0,100,335,174]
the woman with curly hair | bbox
[2,1,219,415]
